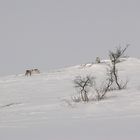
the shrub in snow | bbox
[93,70,113,101]
[73,74,113,102]
[74,75,94,102]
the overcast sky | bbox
[0,0,140,75]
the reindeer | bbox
[25,69,40,76]
[95,57,101,64]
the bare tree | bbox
[109,45,129,89]
[93,69,114,101]
[74,76,94,102]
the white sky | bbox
[0,0,140,75]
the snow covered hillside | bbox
[0,57,140,140]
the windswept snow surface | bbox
[0,58,140,140]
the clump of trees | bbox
[73,46,128,102]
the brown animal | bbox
[25,70,31,76]
[25,69,40,76]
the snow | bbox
[0,57,140,140]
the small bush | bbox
[74,75,94,102]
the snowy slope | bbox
[0,57,140,140]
